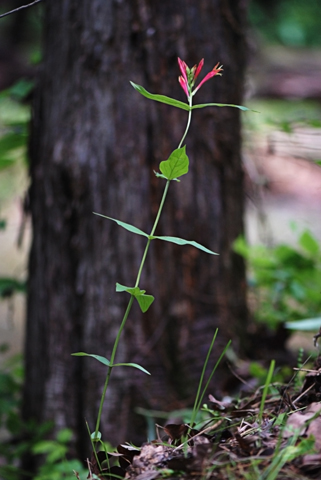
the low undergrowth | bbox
[2,339,321,479]
[83,348,321,480]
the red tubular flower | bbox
[178,57,188,83]
[177,58,223,98]
[178,75,189,97]
[193,59,204,81]
[193,62,223,94]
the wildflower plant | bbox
[72,58,250,446]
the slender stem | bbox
[94,94,194,437]
[135,180,170,287]
[134,239,151,288]
[178,95,193,148]
[94,296,134,437]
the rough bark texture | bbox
[23,0,248,469]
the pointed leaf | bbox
[71,352,110,367]
[116,284,153,312]
[130,83,254,114]
[153,235,218,255]
[159,147,189,180]
[136,294,155,313]
[93,212,149,237]
[111,362,151,375]
[191,103,253,112]
[116,283,141,296]
[130,82,190,111]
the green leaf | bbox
[9,79,34,100]
[130,82,190,110]
[0,278,26,296]
[285,318,321,331]
[111,362,151,375]
[0,132,28,170]
[191,102,253,112]
[152,235,218,255]
[159,147,189,180]
[130,82,254,114]
[116,283,154,312]
[0,132,27,152]
[93,213,149,238]
[71,352,110,367]
[233,236,251,258]
[136,294,154,313]
[72,353,151,375]
[116,283,141,296]
[56,428,73,444]
[91,431,102,442]
[32,440,56,455]
[299,230,319,256]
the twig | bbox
[292,382,316,406]
[292,367,320,373]
[0,0,43,20]
[173,419,224,452]
[313,326,321,347]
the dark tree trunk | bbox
[23,0,248,471]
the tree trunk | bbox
[23,0,248,470]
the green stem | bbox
[135,180,170,287]
[94,94,194,438]
[94,295,134,437]
[178,95,193,148]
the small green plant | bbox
[0,347,24,461]
[234,229,321,330]
[72,58,250,454]
[260,433,315,480]
[31,429,88,480]
[0,80,31,299]
[0,348,86,480]
[0,79,32,172]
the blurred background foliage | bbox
[249,0,321,47]
[234,229,321,330]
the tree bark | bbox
[23,0,248,470]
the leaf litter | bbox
[86,349,321,480]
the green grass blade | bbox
[196,340,232,414]
[190,329,218,428]
[259,359,275,424]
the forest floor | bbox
[87,346,321,480]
